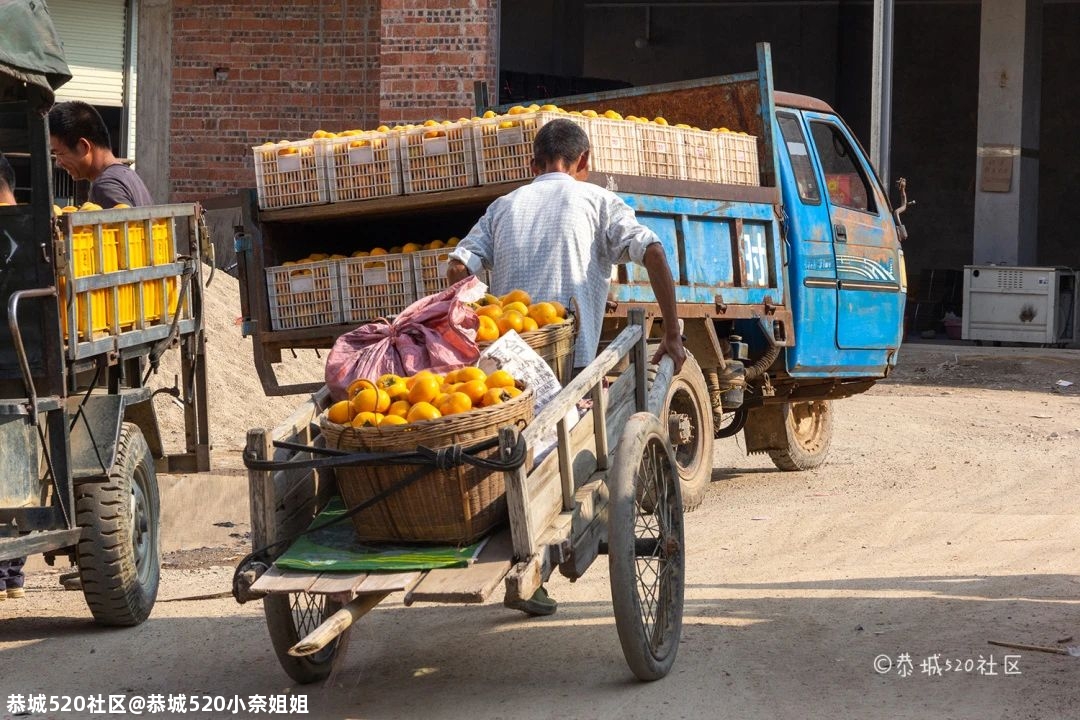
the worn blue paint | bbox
[611,193,785,308]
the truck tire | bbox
[647,351,714,512]
[75,422,160,626]
[760,400,833,471]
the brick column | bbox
[379,0,499,124]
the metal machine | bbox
[962,265,1078,346]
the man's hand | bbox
[652,328,686,375]
[446,258,470,284]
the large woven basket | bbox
[481,316,576,382]
[320,387,533,544]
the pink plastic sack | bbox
[325,276,483,401]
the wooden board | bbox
[353,571,420,594]
[250,566,319,594]
[307,572,369,595]
[403,529,514,605]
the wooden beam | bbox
[289,593,388,656]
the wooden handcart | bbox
[236,310,686,682]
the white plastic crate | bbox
[324,132,402,203]
[265,260,341,330]
[587,117,641,176]
[682,128,722,183]
[252,139,328,210]
[338,254,415,322]
[715,132,760,186]
[399,123,477,194]
[471,111,589,186]
[638,124,684,180]
[411,247,454,298]
[410,247,493,299]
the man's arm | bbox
[446,209,495,284]
[642,243,686,375]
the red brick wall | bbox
[168,0,499,201]
[170,0,381,202]
[378,0,500,124]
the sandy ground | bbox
[2,341,1079,720]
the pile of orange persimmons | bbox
[327,367,524,428]
[472,289,569,343]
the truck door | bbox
[802,113,903,349]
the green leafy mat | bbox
[273,497,484,572]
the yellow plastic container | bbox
[116,218,179,326]
[65,225,120,338]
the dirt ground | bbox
[3,340,1079,720]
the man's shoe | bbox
[5,587,24,599]
[504,586,557,616]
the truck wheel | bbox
[648,352,714,512]
[264,592,342,684]
[75,422,160,626]
[762,400,833,471]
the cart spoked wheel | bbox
[608,412,685,681]
[264,592,342,684]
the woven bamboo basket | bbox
[480,316,577,382]
[320,387,534,544]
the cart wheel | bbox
[75,422,160,627]
[608,412,685,681]
[648,352,714,511]
[264,592,342,684]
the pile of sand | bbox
[150,268,326,458]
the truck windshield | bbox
[777,112,821,204]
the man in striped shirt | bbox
[448,118,684,376]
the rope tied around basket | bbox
[232,431,529,604]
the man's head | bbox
[0,152,15,204]
[48,101,113,181]
[532,119,590,179]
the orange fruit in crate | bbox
[376,373,403,389]
[486,369,515,389]
[482,110,498,119]
[351,411,383,428]
[502,301,528,316]
[352,387,391,414]
[528,302,559,327]
[346,377,375,398]
[476,304,502,320]
[477,316,499,342]
[497,312,524,335]
[402,243,422,253]
[480,388,508,407]
[479,293,502,307]
[437,392,472,416]
[501,289,531,306]
[387,400,411,418]
[407,402,442,423]
[327,400,354,425]
[379,415,408,427]
[521,317,539,333]
[507,105,527,115]
[550,300,567,318]
[408,375,442,405]
[459,379,488,404]
[370,247,387,256]
[427,239,445,250]
[456,366,486,383]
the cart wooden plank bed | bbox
[237,310,686,683]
